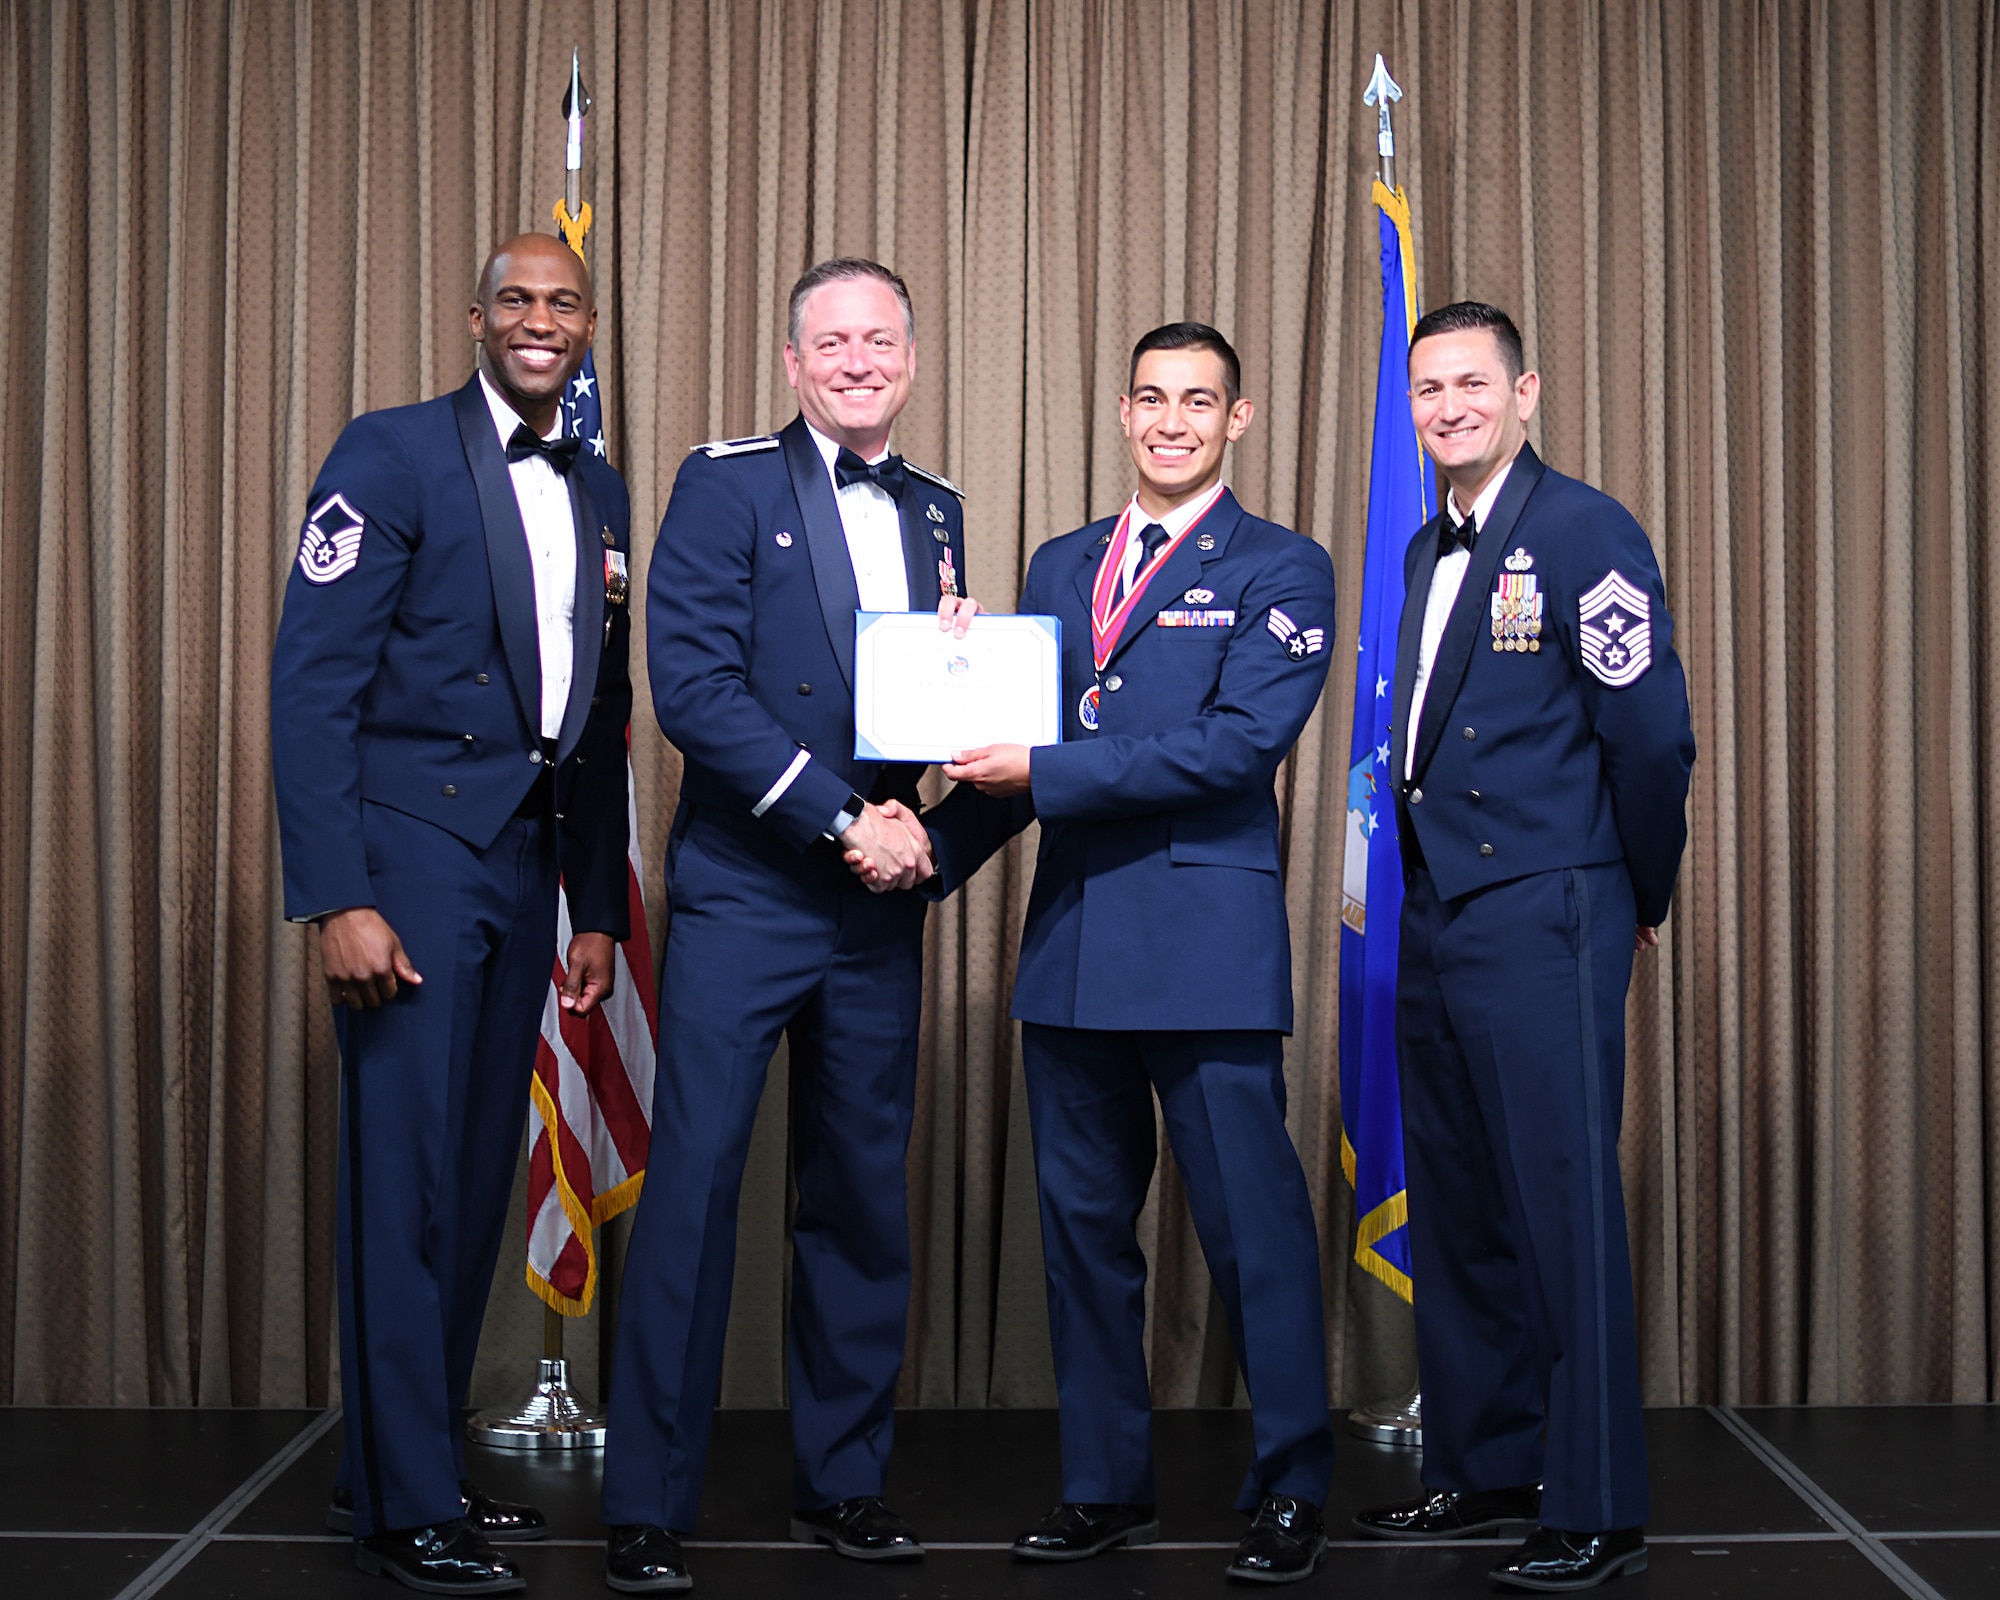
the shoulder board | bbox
[904,461,964,498]
[693,434,780,458]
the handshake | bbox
[840,799,934,892]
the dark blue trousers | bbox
[333,802,557,1537]
[1396,862,1648,1532]
[1019,1024,1334,1511]
[601,807,927,1531]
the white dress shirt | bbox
[479,372,575,740]
[1406,457,1514,781]
[1115,479,1227,595]
[807,422,911,613]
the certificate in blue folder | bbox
[853,611,1063,763]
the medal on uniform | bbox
[1078,684,1100,730]
[938,553,959,598]
[603,548,629,607]
[1491,547,1542,653]
[1087,497,1222,675]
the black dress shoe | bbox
[329,1481,547,1542]
[604,1524,693,1593]
[1227,1495,1326,1584]
[1490,1526,1647,1591]
[354,1519,524,1593]
[1353,1484,1543,1540]
[1012,1502,1161,1561]
[789,1496,924,1560]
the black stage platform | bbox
[3,1406,1994,1598]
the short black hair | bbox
[787,257,915,347]
[1408,301,1525,382]
[1127,322,1242,406]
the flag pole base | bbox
[1346,1386,1422,1448]
[465,1357,606,1452]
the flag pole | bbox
[1345,52,1423,1451]
[466,44,608,1453]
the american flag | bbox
[524,349,653,1315]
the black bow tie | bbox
[506,425,581,474]
[1438,511,1478,557]
[834,446,907,499]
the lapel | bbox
[1406,443,1547,783]
[781,416,862,691]
[452,377,542,740]
[1391,513,1444,788]
[1079,489,1244,671]
[553,464,605,762]
[898,477,951,607]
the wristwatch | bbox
[830,790,867,840]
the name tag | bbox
[1155,608,1235,628]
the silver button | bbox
[1469,790,1482,802]
[1410,788,1423,804]
[530,749,543,765]
[463,733,475,744]
[1462,726,1476,741]
[1479,843,1495,856]
[1105,675,1123,691]
[441,784,457,798]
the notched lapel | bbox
[1392,517,1444,786]
[1101,489,1244,669]
[452,379,542,740]
[1408,445,1548,782]
[782,418,861,691]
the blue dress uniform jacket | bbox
[269,375,632,1539]
[1389,442,1694,1536]
[923,489,1338,1512]
[602,415,966,1533]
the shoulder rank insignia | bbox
[298,491,364,584]
[1579,571,1653,685]
[904,460,964,498]
[1266,606,1325,660]
[693,434,780,457]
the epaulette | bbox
[904,461,964,498]
[693,434,781,458]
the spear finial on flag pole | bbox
[555,48,593,262]
[1363,53,1404,194]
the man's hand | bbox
[1635,926,1660,952]
[943,743,1032,798]
[937,592,983,637]
[561,932,617,1016]
[319,907,422,1009]
[840,799,934,892]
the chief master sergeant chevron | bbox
[1351,302,1696,1593]
[270,233,634,1596]
[599,257,979,1595]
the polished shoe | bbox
[1490,1526,1647,1591]
[1226,1495,1326,1584]
[1353,1484,1543,1541]
[353,1519,524,1593]
[1012,1501,1160,1561]
[604,1524,693,1593]
[329,1481,547,1542]
[789,1496,924,1561]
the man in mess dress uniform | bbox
[1352,302,1695,1593]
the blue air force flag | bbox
[1338,179,1428,1302]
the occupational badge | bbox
[1185,587,1215,604]
[1578,570,1653,685]
[927,502,946,524]
[1265,606,1325,660]
[297,492,365,584]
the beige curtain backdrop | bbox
[1,0,1995,1412]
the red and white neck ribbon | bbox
[1088,497,1223,672]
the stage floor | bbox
[2,1405,1994,1598]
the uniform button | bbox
[574,755,585,765]
[1105,675,1124,691]
[529,749,543,765]
[1469,789,1482,801]
[1479,843,1495,856]
[555,811,565,821]
[1410,788,1423,804]
[463,733,475,744]
[475,673,490,685]
[441,784,457,798]
[1462,726,1476,740]
[798,683,813,696]
[591,695,600,707]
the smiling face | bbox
[783,276,915,458]
[468,234,596,437]
[1119,346,1254,517]
[1407,326,1540,509]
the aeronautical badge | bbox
[927,501,946,524]
[1265,606,1325,661]
[1491,563,1544,653]
[297,492,364,584]
[1185,587,1215,604]
[1078,684,1101,730]
[1578,571,1653,686]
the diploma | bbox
[853,611,1063,762]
